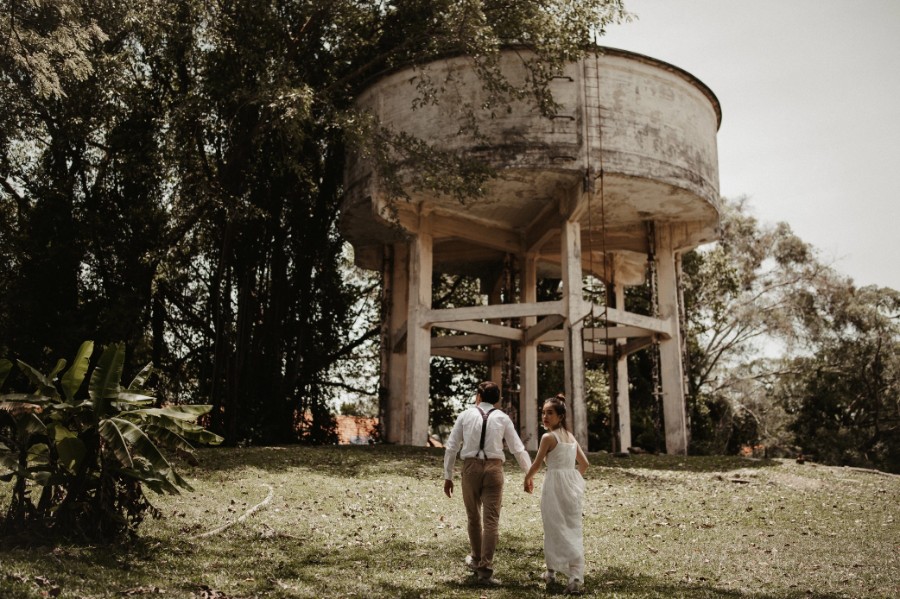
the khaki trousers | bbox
[461,457,504,578]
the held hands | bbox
[444,479,454,498]
[524,476,534,494]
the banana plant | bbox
[0,341,222,539]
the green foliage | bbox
[782,285,900,472]
[429,274,488,439]
[678,197,824,455]
[677,197,899,471]
[338,398,376,418]
[0,341,222,541]
[583,366,612,452]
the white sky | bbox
[600,0,900,291]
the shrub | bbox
[0,341,222,542]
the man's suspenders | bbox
[477,406,498,458]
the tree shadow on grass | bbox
[188,443,447,479]
[357,560,855,599]
[265,540,857,599]
[187,445,781,482]
[5,526,868,599]
[571,566,851,599]
[590,452,781,474]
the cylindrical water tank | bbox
[343,47,721,278]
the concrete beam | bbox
[523,314,566,343]
[619,336,655,357]
[597,305,673,338]
[425,300,564,324]
[433,319,523,341]
[581,325,654,340]
[431,333,505,348]
[432,348,490,362]
[430,210,524,254]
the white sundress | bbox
[541,429,586,581]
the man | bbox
[443,381,533,585]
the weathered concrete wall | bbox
[343,47,720,270]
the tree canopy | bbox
[678,198,899,471]
[1,0,628,445]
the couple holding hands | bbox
[443,381,590,594]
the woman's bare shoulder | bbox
[541,431,560,446]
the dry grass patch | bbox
[1,446,897,598]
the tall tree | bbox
[679,197,830,454]
[783,283,900,472]
[1,1,629,444]
[152,0,627,444]
[0,1,169,364]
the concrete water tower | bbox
[342,47,721,454]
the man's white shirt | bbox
[443,402,532,481]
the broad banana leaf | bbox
[47,358,67,381]
[16,360,60,399]
[0,358,11,388]
[48,423,83,472]
[61,340,93,403]
[90,343,125,413]
[47,401,81,414]
[29,469,55,486]
[124,405,223,445]
[48,423,77,442]
[28,442,49,458]
[140,424,196,454]
[118,463,186,494]
[127,362,153,391]
[56,435,86,474]
[113,392,155,407]
[15,412,47,443]
[133,405,214,421]
[99,419,134,469]
[0,453,18,476]
[106,417,190,493]
[0,395,51,407]
[154,416,223,446]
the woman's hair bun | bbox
[555,393,566,402]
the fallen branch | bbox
[197,483,274,538]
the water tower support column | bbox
[519,253,539,451]
[561,220,589,448]
[655,223,689,455]
[383,243,409,444]
[612,272,633,452]
[404,212,433,445]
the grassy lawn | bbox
[1,445,898,598]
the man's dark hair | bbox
[477,381,500,404]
